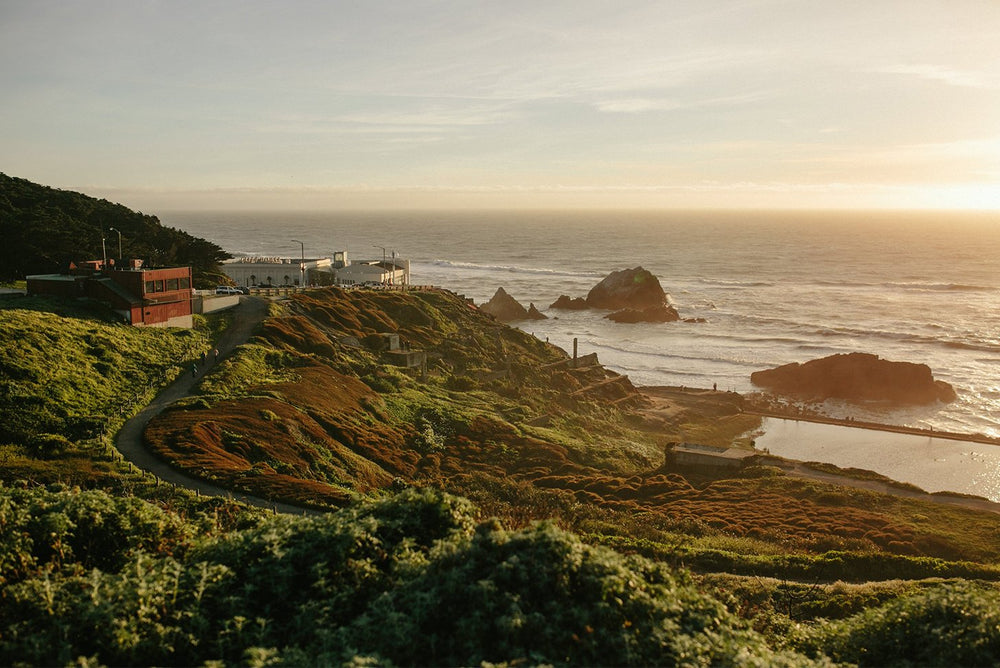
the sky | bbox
[2,0,1000,211]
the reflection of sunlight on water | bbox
[755,418,1000,502]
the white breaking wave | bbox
[424,259,604,279]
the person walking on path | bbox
[191,363,198,378]
[200,351,207,366]
[214,348,220,363]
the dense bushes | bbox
[795,582,1000,666]
[0,486,807,666]
[0,483,193,584]
[327,520,808,666]
[5,484,1000,665]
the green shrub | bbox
[446,374,477,391]
[328,521,810,667]
[27,433,74,458]
[361,373,396,393]
[796,581,1000,666]
[0,483,193,583]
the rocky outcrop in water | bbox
[527,303,548,320]
[548,268,679,323]
[750,352,958,405]
[606,304,680,323]
[586,266,669,311]
[479,287,529,322]
[549,295,589,310]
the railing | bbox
[247,286,304,296]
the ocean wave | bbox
[692,277,775,288]
[425,259,604,279]
[812,279,996,293]
[583,339,765,368]
[884,281,996,292]
[809,326,1000,354]
[942,340,1000,353]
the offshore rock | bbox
[479,287,529,322]
[526,303,548,320]
[606,304,680,323]
[750,352,958,405]
[549,295,589,310]
[586,267,669,311]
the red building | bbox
[27,259,194,327]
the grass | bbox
[0,304,212,439]
[0,300,228,490]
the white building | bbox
[331,258,410,286]
[221,257,333,287]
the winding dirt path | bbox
[114,297,319,515]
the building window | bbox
[144,281,155,293]
[179,277,190,289]
[166,278,179,291]
[155,280,164,292]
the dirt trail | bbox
[115,296,319,515]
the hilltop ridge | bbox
[0,173,229,285]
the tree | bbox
[0,173,229,283]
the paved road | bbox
[115,297,319,515]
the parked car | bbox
[215,286,242,295]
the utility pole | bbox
[290,239,305,286]
[109,227,122,262]
[373,245,387,283]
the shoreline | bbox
[639,385,1000,447]
[745,406,1000,447]
[640,385,1000,510]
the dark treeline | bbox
[0,174,229,285]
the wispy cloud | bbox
[876,64,999,90]
[594,90,768,114]
[595,98,682,113]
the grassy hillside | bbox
[0,173,229,285]
[2,290,1000,665]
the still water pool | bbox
[754,418,1000,502]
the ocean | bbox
[162,209,1000,440]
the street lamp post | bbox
[109,227,122,261]
[290,239,305,287]
[373,245,387,284]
